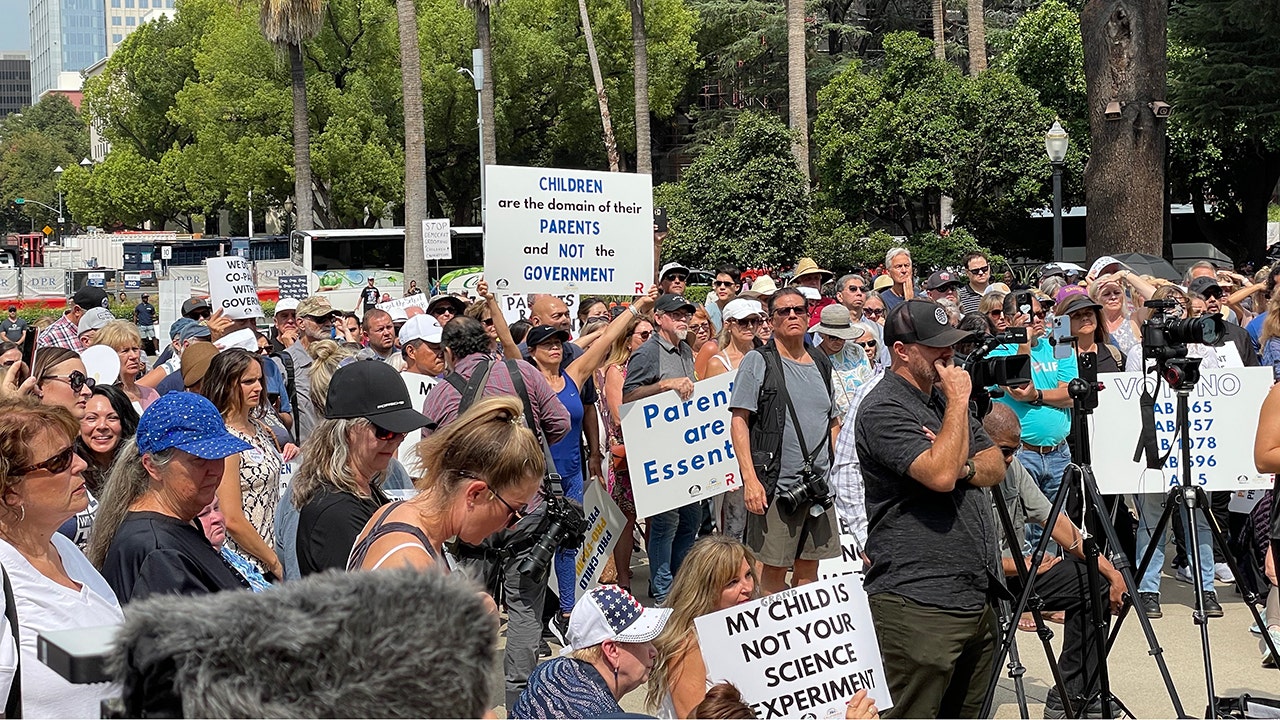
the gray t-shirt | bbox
[730,351,837,493]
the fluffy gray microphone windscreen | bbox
[107,568,498,718]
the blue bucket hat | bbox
[137,392,252,459]
[169,317,196,339]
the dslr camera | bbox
[775,463,834,518]
[517,487,588,584]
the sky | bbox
[0,0,29,52]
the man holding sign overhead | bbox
[854,299,1005,719]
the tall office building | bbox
[106,0,176,54]
[0,52,32,116]
[29,0,105,103]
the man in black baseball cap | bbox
[851,298,1004,718]
[181,297,213,321]
[37,285,109,350]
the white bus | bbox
[289,227,483,309]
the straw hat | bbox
[740,275,779,299]
[789,257,833,285]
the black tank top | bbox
[346,501,438,571]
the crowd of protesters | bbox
[0,246,1274,720]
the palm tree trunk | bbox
[577,0,620,171]
[397,0,429,286]
[786,0,809,178]
[932,0,946,60]
[630,0,650,174]
[476,5,497,167]
[288,44,314,230]
[967,0,986,74]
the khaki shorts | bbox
[745,496,840,567]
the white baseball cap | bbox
[561,586,672,656]
[78,306,116,335]
[722,298,764,322]
[399,314,443,345]
[275,298,300,313]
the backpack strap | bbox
[448,358,496,417]
[505,360,563,496]
[271,351,298,444]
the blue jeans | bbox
[553,471,585,614]
[647,501,703,602]
[1016,443,1072,554]
[1134,492,1214,594]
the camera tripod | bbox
[1115,358,1280,717]
[982,352,1185,719]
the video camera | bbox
[957,328,1032,418]
[1140,298,1225,363]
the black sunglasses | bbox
[969,265,991,275]
[864,308,884,318]
[12,445,77,476]
[371,423,405,441]
[633,330,652,340]
[42,371,95,393]
[666,273,689,282]
[999,445,1019,459]
[488,483,529,529]
[772,306,807,317]
[713,280,736,288]
[857,338,878,348]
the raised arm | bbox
[477,278,522,360]
[566,287,657,389]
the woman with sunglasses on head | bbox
[292,360,430,576]
[57,384,139,551]
[0,398,124,717]
[528,288,658,633]
[201,349,285,580]
[32,346,94,418]
[1087,268,1156,358]
[348,395,543,574]
[598,313,654,592]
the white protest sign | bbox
[423,219,452,261]
[1229,488,1266,514]
[397,372,438,473]
[207,256,263,320]
[1091,367,1273,494]
[278,451,298,495]
[484,165,653,295]
[499,292,579,327]
[621,372,740,519]
[376,294,432,316]
[573,480,625,601]
[695,575,892,719]
[818,514,865,581]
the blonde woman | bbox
[90,320,158,411]
[1088,270,1156,357]
[647,536,760,719]
[978,292,1008,334]
[599,313,653,591]
[702,299,763,380]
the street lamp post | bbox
[52,165,64,246]
[458,49,485,223]
[1045,120,1069,263]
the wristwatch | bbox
[962,459,976,483]
[1030,389,1044,406]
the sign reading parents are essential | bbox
[484,165,653,295]
[1090,367,1273,494]
[695,575,892,719]
[621,372,740,519]
[207,256,263,320]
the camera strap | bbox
[505,360,564,499]
[1133,374,1164,470]
[3,565,21,719]
[773,355,830,473]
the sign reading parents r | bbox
[484,165,653,295]
[207,256,263,320]
[621,372,740,519]
[423,219,452,261]
[695,575,891,719]
[1090,367,1273,494]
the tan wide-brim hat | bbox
[740,275,779,299]
[790,257,833,285]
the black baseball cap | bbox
[654,294,695,315]
[526,325,571,348]
[72,286,109,311]
[324,359,430,433]
[884,299,979,348]
[182,297,212,318]
[1187,276,1222,298]
[925,270,963,291]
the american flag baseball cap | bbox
[561,585,672,655]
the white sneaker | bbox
[1174,564,1194,584]
[1213,562,1236,584]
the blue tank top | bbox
[549,374,585,484]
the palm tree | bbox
[967,0,986,73]
[259,0,325,231]
[630,0,650,174]
[786,0,808,178]
[396,0,429,289]
[578,0,620,170]
[932,0,945,60]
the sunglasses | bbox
[42,371,95,393]
[1029,310,1048,320]
[488,483,529,529]
[713,280,736,288]
[666,273,688,282]
[192,310,212,321]
[632,330,652,340]
[430,308,456,317]
[12,445,77,476]
[772,306,807,317]
[733,317,763,327]
[371,423,405,441]
[482,318,495,327]
[999,445,1019,459]
[969,265,990,275]
[846,285,867,293]
[987,309,1005,317]
[856,338,878,348]
[864,308,884,318]
[688,323,711,334]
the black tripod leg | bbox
[996,598,1031,719]
[1190,486,1280,673]
[982,482,1074,720]
[1092,482,1186,718]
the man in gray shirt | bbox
[730,287,841,594]
[623,293,697,604]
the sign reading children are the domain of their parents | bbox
[695,575,892,719]
[483,165,653,295]
[620,373,740,519]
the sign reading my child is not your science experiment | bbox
[483,165,653,296]
[620,372,740,519]
[695,575,892,720]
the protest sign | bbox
[423,219,452,260]
[499,292,579,328]
[550,480,627,603]
[396,372,438,472]
[621,372,740,518]
[694,575,892,719]
[483,165,653,295]
[376,294,432,316]
[278,452,298,495]
[207,256,263,320]
[87,272,105,288]
[1229,488,1265,514]
[1091,367,1273,493]
[277,275,309,300]
[817,514,864,582]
